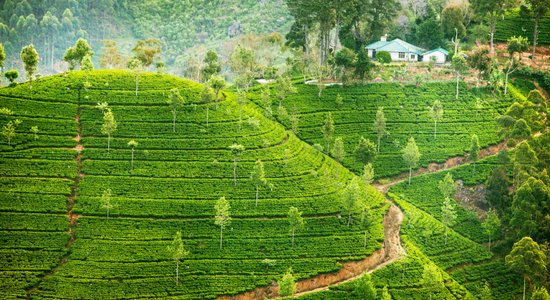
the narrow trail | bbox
[217,205,404,300]
[373,141,507,194]
[25,89,84,299]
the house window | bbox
[399,52,405,59]
[411,54,416,60]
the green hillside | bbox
[495,9,550,45]
[264,82,513,179]
[0,71,387,298]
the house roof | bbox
[366,38,426,55]
[422,47,449,56]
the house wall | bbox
[368,49,374,58]
[423,52,446,64]
[389,52,416,62]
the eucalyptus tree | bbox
[373,107,387,152]
[288,206,305,247]
[215,196,231,250]
[127,140,138,169]
[402,137,421,185]
[101,109,117,152]
[167,231,189,287]
[429,100,443,140]
[20,44,39,89]
[229,144,245,186]
[250,159,267,207]
[167,88,185,133]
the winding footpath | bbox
[219,140,510,300]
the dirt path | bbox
[25,89,84,299]
[217,205,404,300]
[373,142,507,194]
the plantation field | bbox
[494,9,550,45]
[261,82,513,178]
[0,71,388,299]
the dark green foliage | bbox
[63,38,93,70]
[375,51,391,64]
[416,17,444,49]
[354,136,377,165]
[4,70,18,85]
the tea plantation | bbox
[0,71,388,299]
[0,70,544,299]
[265,82,513,178]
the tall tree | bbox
[355,136,377,165]
[402,137,421,185]
[438,173,456,200]
[20,44,39,89]
[332,137,345,178]
[354,48,372,81]
[127,57,143,96]
[510,177,549,240]
[100,40,125,69]
[229,144,245,186]
[373,107,387,153]
[288,206,305,247]
[504,36,529,95]
[167,88,185,133]
[127,140,138,170]
[429,100,443,140]
[132,38,162,68]
[0,43,5,85]
[342,177,362,227]
[323,112,335,155]
[441,5,466,40]
[471,0,517,54]
[100,188,113,219]
[278,268,296,297]
[250,159,267,207]
[441,197,457,246]
[470,134,480,174]
[451,54,468,100]
[506,237,547,300]
[468,46,493,87]
[167,231,189,287]
[101,109,117,152]
[63,38,93,70]
[202,50,221,82]
[230,45,256,92]
[422,264,443,300]
[201,84,214,128]
[523,0,550,61]
[214,196,231,250]
[208,75,225,110]
[275,75,297,109]
[2,119,21,146]
[482,209,501,251]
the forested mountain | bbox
[0,0,292,73]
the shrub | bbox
[376,51,392,64]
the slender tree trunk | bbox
[377,135,381,153]
[504,70,509,95]
[488,235,491,251]
[364,231,367,249]
[255,185,259,207]
[523,275,526,300]
[233,156,237,186]
[532,17,539,61]
[456,74,459,100]
[445,226,448,245]
[172,110,176,132]
[107,133,111,152]
[291,228,295,247]
[408,166,412,185]
[489,17,496,55]
[434,120,437,140]
[206,106,209,128]
[220,227,223,250]
[131,148,134,169]
[176,260,179,286]
[51,41,54,72]
[347,212,351,227]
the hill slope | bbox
[0,71,386,299]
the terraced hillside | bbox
[494,9,550,45]
[0,71,388,299]
[264,82,512,178]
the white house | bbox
[421,48,449,64]
[366,35,448,63]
